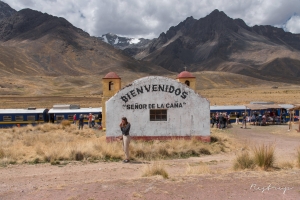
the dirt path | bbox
[1,124,300,200]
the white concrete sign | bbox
[106,76,210,141]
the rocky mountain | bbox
[0,1,16,20]
[125,10,300,83]
[98,33,152,50]
[0,6,170,77]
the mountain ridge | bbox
[121,9,300,83]
[0,1,16,21]
[1,3,300,84]
[0,6,171,77]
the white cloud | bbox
[3,0,300,38]
[285,15,300,33]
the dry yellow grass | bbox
[1,71,300,109]
[142,162,169,179]
[185,162,211,175]
[233,144,300,171]
[253,144,276,170]
[233,151,255,170]
[277,161,294,169]
[0,124,235,166]
[297,148,300,168]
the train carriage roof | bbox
[0,108,47,114]
[210,105,247,110]
[245,104,294,110]
[48,107,102,114]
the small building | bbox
[102,72,210,142]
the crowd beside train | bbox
[72,113,102,130]
[211,109,290,129]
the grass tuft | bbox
[0,148,4,159]
[253,144,275,170]
[61,120,71,127]
[142,162,169,179]
[278,161,294,169]
[70,150,84,161]
[233,151,254,170]
[186,162,210,174]
[297,148,300,168]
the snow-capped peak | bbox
[129,38,140,44]
[98,33,151,50]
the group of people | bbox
[248,110,287,125]
[211,112,247,129]
[73,113,102,130]
[210,112,231,129]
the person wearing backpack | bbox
[78,114,84,130]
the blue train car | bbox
[210,105,250,123]
[210,104,298,124]
[0,108,49,128]
[246,104,298,123]
[48,105,102,125]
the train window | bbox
[3,116,12,121]
[27,115,35,121]
[15,116,24,121]
[39,114,43,121]
[56,115,64,121]
[150,109,167,121]
[68,115,73,120]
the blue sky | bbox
[3,0,300,39]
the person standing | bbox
[78,114,84,130]
[219,113,224,129]
[120,117,131,163]
[211,113,216,128]
[98,112,102,126]
[227,113,231,126]
[236,112,240,124]
[282,110,286,123]
[92,114,95,128]
[241,113,247,129]
[73,114,77,125]
[88,113,93,128]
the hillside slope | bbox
[125,10,300,83]
[0,8,170,76]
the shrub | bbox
[158,148,169,157]
[61,120,71,127]
[0,148,4,159]
[233,151,254,170]
[142,162,169,179]
[278,161,294,169]
[199,148,211,155]
[253,144,275,170]
[70,150,84,161]
[134,149,146,158]
[186,162,210,174]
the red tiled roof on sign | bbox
[177,71,195,78]
[103,72,120,79]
